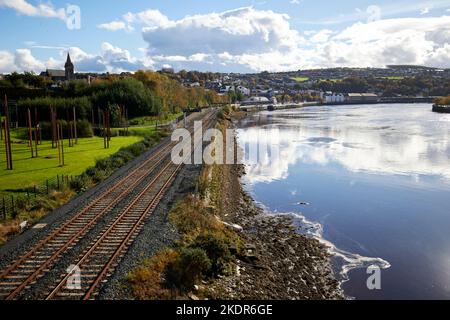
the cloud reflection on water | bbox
[237,105,450,185]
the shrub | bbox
[76,119,93,137]
[126,142,146,157]
[127,249,179,300]
[32,119,93,140]
[85,167,97,177]
[110,155,125,168]
[166,247,211,290]
[95,158,112,171]
[70,173,92,192]
[92,169,108,183]
[169,196,222,236]
[115,150,134,162]
[190,233,232,276]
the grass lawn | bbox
[291,77,310,82]
[382,76,405,80]
[0,129,142,195]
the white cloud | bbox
[321,16,450,68]
[303,1,450,25]
[309,29,333,43]
[0,43,154,74]
[290,0,301,4]
[141,7,301,57]
[3,7,450,73]
[136,8,450,71]
[0,0,66,20]
[0,51,15,73]
[97,21,128,31]
[14,48,45,71]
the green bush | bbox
[95,158,113,171]
[76,119,93,138]
[127,142,146,157]
[115,150,134,162]
[85,166,97,177]
[33,119,93,140]
[92,169,108,183]
[190,233,232,276]
[70,174,92,193]
[110,155,126,168]
[166,248,211,290]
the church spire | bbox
[64,52,74,81]
[65,52,73,68]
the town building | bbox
[345,93,379,103]
[241,96,270,105]
[236,85,250,96]
[324,92,345,104]
[40,53,75,82]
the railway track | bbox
[0,110,216,300]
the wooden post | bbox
[27,108,35,158]
[34,107,38,157]
[60,123,65,166]
[103,110,107,149]
[50,106,57,148]
[57,123,62,166]
[125,108,129,136]
[4,95,13,170]
[107,111,111,148]
[73,106,78,144]
[91,107,95,128]
[2,119,9,169]
[68,121,73,147]
[0,112,3,141]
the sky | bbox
[1,0,450,74]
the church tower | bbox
[65,52,74,81]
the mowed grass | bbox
[0,129,142,194]
[382,76,405,80]
[291,76,310,82]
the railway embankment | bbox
[124,108,343,300]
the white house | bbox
[236,86,250,96]
[324,93,345,104]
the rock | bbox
[19,221,28,232]
[223,221,244,232]
[188,293,199,300]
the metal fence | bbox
[1,174,73,221]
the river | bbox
[235,103,450,299]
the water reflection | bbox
[236,104,450,299]
[237,104,450,184]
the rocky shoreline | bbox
[202,116,344,300]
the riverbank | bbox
[201,113,343,300]
[124,109,343,300]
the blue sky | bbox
[1,0,450,73]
